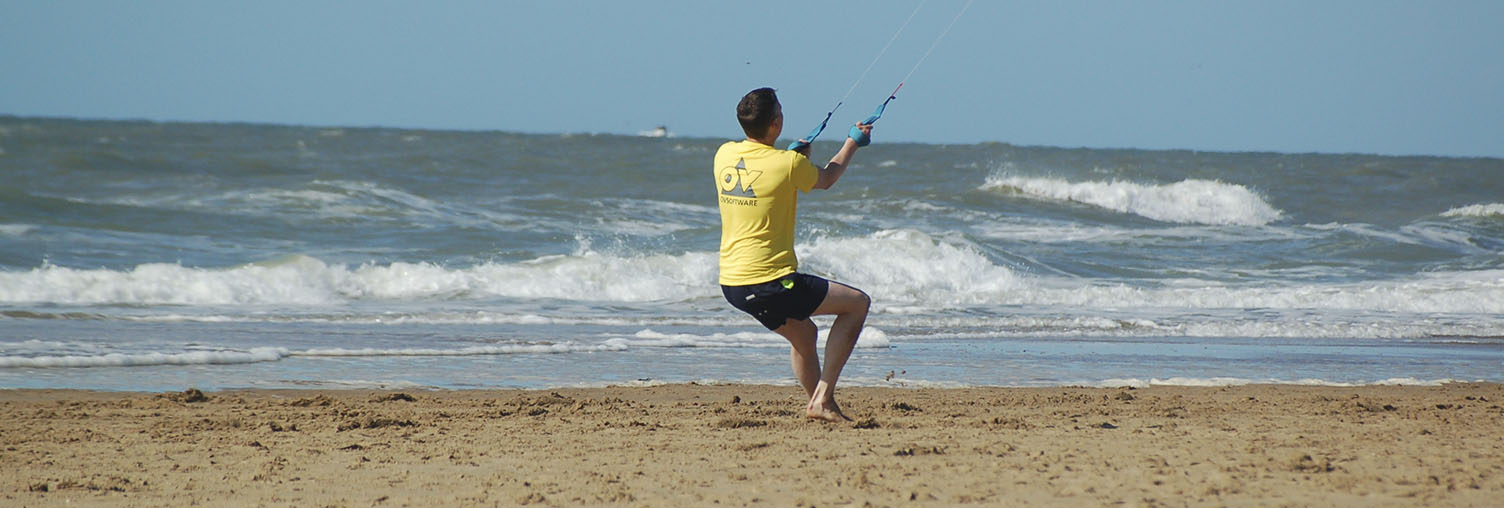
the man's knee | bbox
[851,289,871,314]
[834,284,870,315]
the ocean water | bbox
[2,116,1502,391]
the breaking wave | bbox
[3,231,1501,316]
[1443,203,1504,218]
[981,175,1283,226]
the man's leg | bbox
[773,318,820,396]
[804,281,870,422]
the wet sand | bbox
[4,383,1502,506]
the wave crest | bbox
[1443,203,1504,218]
[0,251,717,306]
[3,233,1500,316]
[0,348,290,368]
[802,230,1025,305]
[982,175,1283,226]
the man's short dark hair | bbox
[737,87,781,139]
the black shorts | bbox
[721,273,830,331]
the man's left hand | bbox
[794,140,812,157]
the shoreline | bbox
[5,383,1502,506]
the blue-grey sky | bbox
[3,1,1501,157]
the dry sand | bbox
[3,383,1502,507]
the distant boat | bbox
[638,125,671,138]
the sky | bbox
[3,0,1502,158]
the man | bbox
[715,87,874,422]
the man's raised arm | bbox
[813,123,873,190]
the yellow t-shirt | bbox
[715,140,820,286]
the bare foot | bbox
[806,398,852,423]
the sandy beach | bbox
[3,383,1501,506]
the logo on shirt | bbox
[719,158,761,199]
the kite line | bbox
[789,0,974,150]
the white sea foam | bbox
[847,311,1504,341]
[160,183,709,235]
[803,229,1026,305]
[613,327,892,349]
[1400,222,1486,252]
[83,179,530,229]
[464,250,717,301]
[4,223,1502,319]
[0,258,350,306]
[799,230,1504,315]
[0,224,35,236]
[0,332,898,371]
[1023,272,1504,315]
[0,250,718,306]
[1093,377,1466,388]
[119,311,723,328]
[0,348,290,368]
[1305,222,1425,246]
[267,379,431,390]
[579,377,1477,390]
[976,220,1318,247]
[609,330,785,348]
[5,228,1504,318]
[19,307,1499,341]
[294,342,627,357]
[585,198,712,236]
[981,175,1283,226]
[1442,203,1504,218]
[0,342,627,369]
